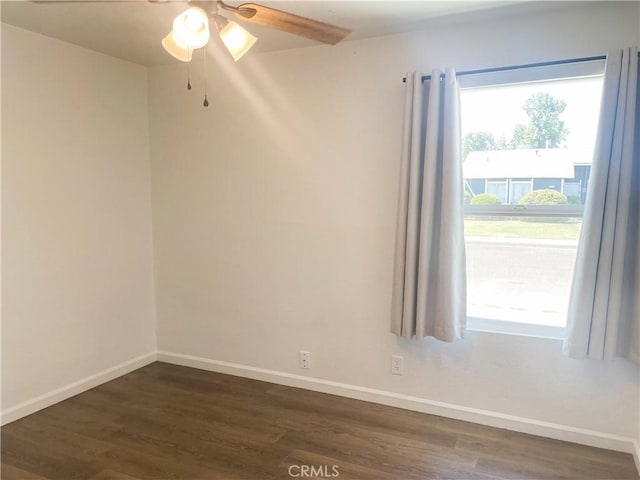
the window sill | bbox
[467,316,566,340]
[464,204,584,218]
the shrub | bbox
[470,193,501,205]
[519,189,568,205]
[464,190,472,205]
[566,195,581,205]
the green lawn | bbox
[464,220,582,240]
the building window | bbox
[460,61,604,335]
[509,179,533,204]
[562,181,582,201]
[486,180,508,203]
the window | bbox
[509,180,533,204]
[486,180,508,203]
[562,181,581,198]
[460,61,604,336]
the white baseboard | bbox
[633,440,640,475]
[157,350,638,457]
[1,351,157,426]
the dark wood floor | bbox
[1,362,637,480]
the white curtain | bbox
[564,48,640,362]
[390,70,467,341]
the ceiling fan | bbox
[33,0,351,61]
[33,0,351,105]
[161,1,350,61]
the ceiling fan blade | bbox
[231,3,350,45]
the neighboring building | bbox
[463,148,593,204]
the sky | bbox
[460,76,604,150]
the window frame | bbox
[464,204,584,217]
[460,60,604,337]
[467,317,567,339]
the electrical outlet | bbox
[391,355,403,375]
[299,350,311,369]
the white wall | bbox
[1,24,156,414]
[148,0,640,444]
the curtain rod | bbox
[402,55,608,83]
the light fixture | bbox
[160,3,259,107]
[172,7,210,49]
[161,31,193,62]
[213,14,257,62]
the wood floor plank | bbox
[280,449,399,480]
[264,383,459,445]
[98,414,290,478]
[2,431,102,480]
[87,469,145,480]
[1,362,637,480]
[1,463,51,480]
[456,432,639,479]
[275,424,479,480]
[5,415,114,462]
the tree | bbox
[512,92,569,148]
[512,123,535,148]
[463,131,496,158]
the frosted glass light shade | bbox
[219,21,257,61]
[162,31,193,62]
[173,7,210,49]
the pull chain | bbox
[203,49,209,107]
[187,50,192,90]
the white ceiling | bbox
[2,0,564,66]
